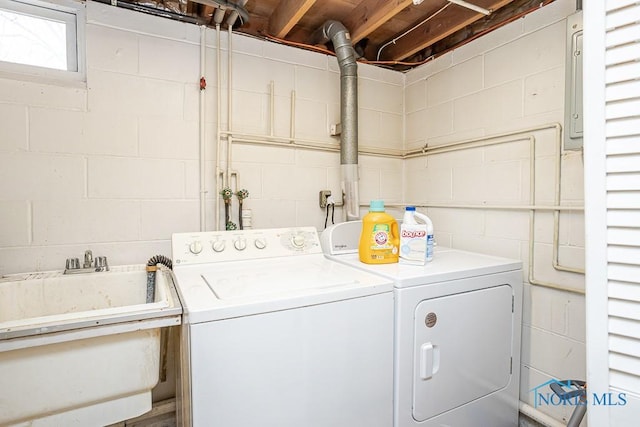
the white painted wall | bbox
[404,0,585,423]
[0,1,402,274]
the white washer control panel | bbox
[172,227,321,266]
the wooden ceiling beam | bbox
[425,0,551,58]
[345,0,415,44]
[380,0,514,61]
[201,5,216,21]
[268,0,318,38]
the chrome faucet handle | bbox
[83,250,93,268]
[95,256,109,271]
[65,257,80,270]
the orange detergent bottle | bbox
[359,200,400,264]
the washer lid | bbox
[327,247,522,288]
[172,254,393,323]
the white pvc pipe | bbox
[448,0,491,15]
[199,25,206,231]
[227,25,233,177]
[221,130,402,156]
[220,130,339,151]
[290,90,296,141]
[519,401,566,427]
[551,122,584,275]
[227,135,232,195]
[405,124,561,157]
[396,203,583,212]
[215,24,222,231]
[227,27,234,196]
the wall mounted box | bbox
[564,11,583,151]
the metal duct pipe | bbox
[317,20,360,220]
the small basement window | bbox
[0,0,84,82]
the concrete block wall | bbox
[403,0,586,423]
[0,1,403,274]
[0,1,588,424]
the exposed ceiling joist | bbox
[201,5,215,21]
[119,0,558,70]
[380,0,515,61]
[345,0,415,44]
[268,0,318,38]
[425,0,553,58]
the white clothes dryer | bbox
[171,227,394,427]
[321,221,523,427]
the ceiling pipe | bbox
[189,0,250,25]
[213,7,226,24]
[226,0,248,27]
[316,20,360,221]
[448,0,491,15]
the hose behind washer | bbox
[146,255,173,303]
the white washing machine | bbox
[321,221,523,427]
[171,227,394,427]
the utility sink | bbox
[0,265,182,427]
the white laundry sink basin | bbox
[0,265,182,427]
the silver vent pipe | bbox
[317,20,360,221]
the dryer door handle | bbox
[419,342,440,380]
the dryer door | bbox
[412,285,513,421]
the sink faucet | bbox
[83,250,93,268]
[64,250,109,274]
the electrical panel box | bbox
[564,11,583,150]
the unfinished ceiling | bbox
[113,0,558,71]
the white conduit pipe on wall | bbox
[227,135,233,195]
[448,0,491,15]
[290,90,296,141]
[213,25,239,231]
[405,123,585,295]
[227,25,233,192]
[221,122,584,295]
[219,130,340,151]
[215,24,222,231]
[519,402,566,427]
[199,25,207,231]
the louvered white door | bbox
[585,1,640,425]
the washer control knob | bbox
[212,240,225,253]
[254,238,267,249]
[233,238,247,251]
[189,241,203,254]
[291,234,306,248]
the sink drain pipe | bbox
[317,21,360,221]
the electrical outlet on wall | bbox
[319,190,332,208]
